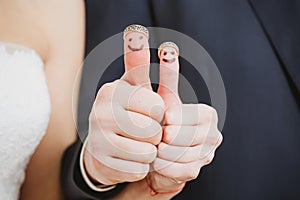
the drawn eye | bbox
[129,38,132,42]
[139,35,143,40]
[163,51,167,56]
[171,51,175,55]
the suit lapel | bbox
[249,0,300,92]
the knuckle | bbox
[147,120,163,139]
[112,79,130,89]
[99,82,114,95]
[130,171,148,182]
[112,79,123,85]
[157,142,166,151]
[163,126,174,144]
[134,163,149,175]
[164,109,174,124]
[95,83,115,105]
[182,167,199,181]
[216,132,223,146]
[88,108,97,122]
[135,120,161,143]
[142,145,157,163]
[118,141,156,163]
[209,107,218,123]
[150,127,162,145]
[153,120,163,132]
[204,152,215,165]
[152,92,165,108]
[89,109,107,128]
[199,104,218,123]
[91,155,106,168]
[206,157,213,165]
[98,80,128,102]
[208,129,222,145]
[92,106,112,124]
[198,150,207,161]
[211,109,219,123]
[194,146,203,160]
[207,107,218,122]
[93,109,105,122]
[209,130,223,147]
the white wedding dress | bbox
[0,43,51,200]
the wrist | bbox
[145,173,185,196]
[81,139,116,191]
[111,178,183,200]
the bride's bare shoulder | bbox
[0,0,85,62]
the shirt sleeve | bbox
[60,139,128,200]
[79,138,116,192]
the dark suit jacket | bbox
[61,0,300,199]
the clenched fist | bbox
[84,26,165,185]
[146,42,223,193]
[83,25,223,196]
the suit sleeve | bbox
[60,139,128,200]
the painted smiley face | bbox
[160,47,177,64]
[125,32,148,52]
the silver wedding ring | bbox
[158,41,180,58]
[123,24,149,39]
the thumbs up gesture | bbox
[145,42,223,194]
[83,25,223,195]
[84,25,164,185]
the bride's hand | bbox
[84,26,165,186]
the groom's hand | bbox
[84,27,165,185]
[147,43,223,193]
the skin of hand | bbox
[84,30,165,185]
[146,45,223,193]
[84,26,223,198]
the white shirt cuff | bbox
[80,139,116,192]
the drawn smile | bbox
[128,45,144,51]
[162,58,176,63]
